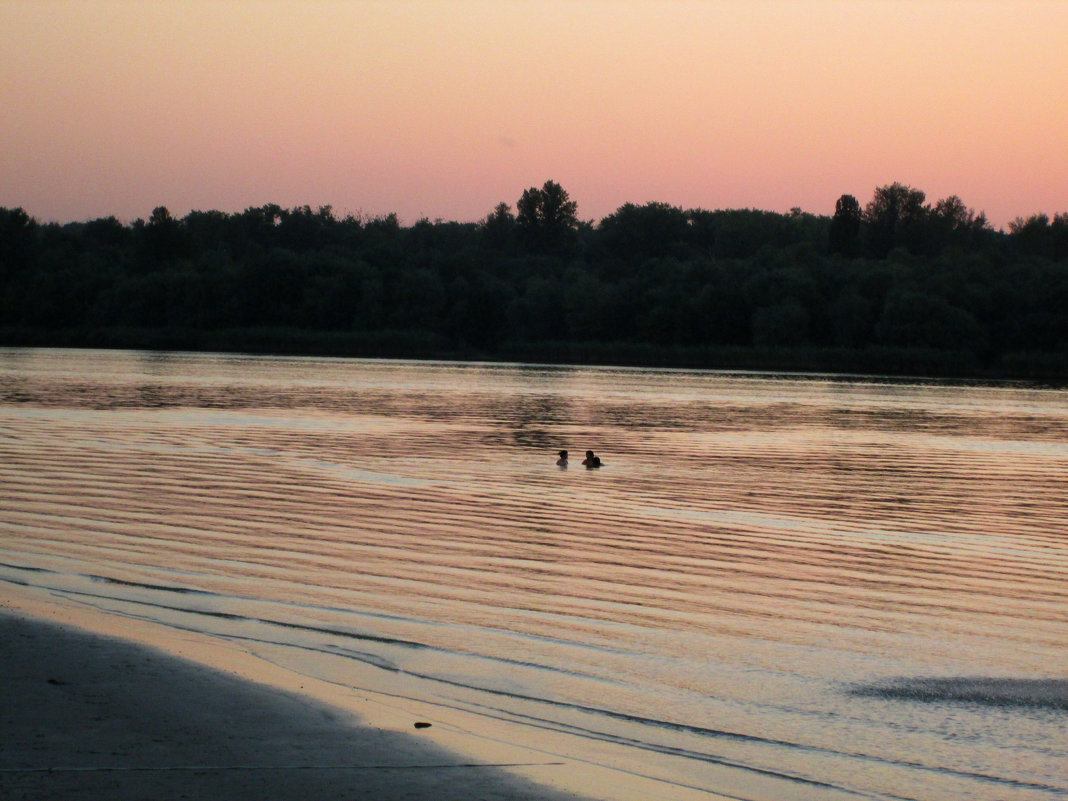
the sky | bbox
[2,0,1066,229]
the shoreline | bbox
[0,588,744,801]
[0,603,592,801]
[5,329,1068,384]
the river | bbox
[2,348,1066,801]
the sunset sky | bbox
[2,0,1065,229]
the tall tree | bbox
[930,195,988,250]
[828,194,862,257]
[863,183,928,257]
[516,180,578,251]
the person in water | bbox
[557,449,569,467]
[582,450,602,468]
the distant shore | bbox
[4,327,1067,384]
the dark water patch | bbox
[852,677,1068,711]
[83,573,214,595]
[0,562,55,573]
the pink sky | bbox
[2,0,1066,229]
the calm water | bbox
[2,348,1067,801]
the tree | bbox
[875,290,987,353]
[141,205,188,265]
[932,195,970,229]
[1054,213,1068,261]
[83,215,129,250]
[598,202,690,261]
[828,194,861,257]
[481,202,516,250]
[516,180,578,251]
[752,298,809,346]
[1009,213,1053,258]
[0,207,38,279]
[276,205,335,251]
[930,195,988,250]
[863,183,928,258]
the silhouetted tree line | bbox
[3,180,1068,378]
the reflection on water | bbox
[2,348,1067,801]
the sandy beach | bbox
[0,609,591,801]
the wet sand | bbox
[0,610,591,801]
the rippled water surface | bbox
[2,348,1067,800]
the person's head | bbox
[558,450,568,459]
[585,450,594,459]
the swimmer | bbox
[557,449,569,467]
